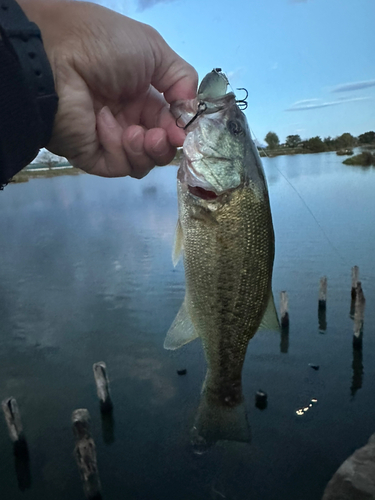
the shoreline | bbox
[9,144,375,183]
[11,165,83,183]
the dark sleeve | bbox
[0,0,58,189]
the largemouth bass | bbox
[166,69,279,446]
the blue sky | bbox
[92,0,374,143]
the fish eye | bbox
[227,120,244,136]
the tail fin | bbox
[191,390,250,451]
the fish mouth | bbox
[187,185,219,200]
[181,157,237,201]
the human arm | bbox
[1,0,197,184]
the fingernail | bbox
[99,106,117,128]
[153,137,165,155]
[129,129,144,154]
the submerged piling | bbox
[353,282,365,349]
[93,361,113,413]
[72,409,102,500]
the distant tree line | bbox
[263,130,375,153]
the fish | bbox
[165,69,279,447]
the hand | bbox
[18,0,197,178]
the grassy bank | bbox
[343,152,375,167]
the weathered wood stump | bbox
[2,397,24,444]
[93,362,113,413]
[351,265,359,300]
[2,397,31,490]
[72,409,102,500]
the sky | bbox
[89,0,374,143]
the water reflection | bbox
[318,307,327,333]
[100,409,115,445]
[13,439,31,491]
[351,347,363,398]
[280,325,289,353]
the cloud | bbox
[293,99,320,106]
[286,96,371,111]
[331,80,375,93]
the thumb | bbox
[149,30,198,104]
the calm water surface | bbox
[0,151,374,500]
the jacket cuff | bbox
[0,0,58,188]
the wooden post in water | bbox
[351,266,359,300]
[318,276,327,310]
[2,397,24,444]
[2,397,31,490]
[93,361,113,413]
[72,409,102,500]
[280,291,289,353]
[353,282,365,349]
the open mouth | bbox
[188,185,219,200]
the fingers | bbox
[123,126,176,178]
[122,126,154,179]
[95,107,176,178]
[144,128,176,166]
[137,87,187,148]
[146,27,198,104]
[95,106,131,177]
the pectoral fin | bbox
[164,299,198,350]
[172,219,184,267]
[258,292,280,332]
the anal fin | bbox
[258,292,280,332]
[164,299,198,350]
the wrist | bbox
[0,0,58,186]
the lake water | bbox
[0,151,374,500]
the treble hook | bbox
[175,101,208,130]
[236,87,248,110]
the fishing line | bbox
[250,126,350,268]
[207,70,371,278]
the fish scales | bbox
[179,181,274,402]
